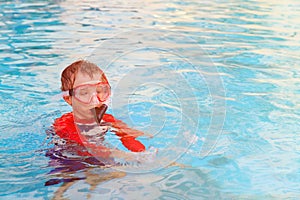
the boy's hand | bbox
[118,128,144,137]
[135,146,158,163]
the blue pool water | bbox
[1,0,300,199]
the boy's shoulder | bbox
[102,113,116,122]
[53,112,116,137]
[53,112,81,144]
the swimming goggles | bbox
[69,81,111,104]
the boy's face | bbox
[68,71,107,121]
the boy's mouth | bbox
[90,104,108,124]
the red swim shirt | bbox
[53,112,146,157]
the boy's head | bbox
[61,60,110,120]
[61,60,108,92]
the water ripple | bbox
[0,0,300,199]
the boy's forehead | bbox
[73,71,103,88]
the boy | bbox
[53,60,147,161]
[47,60,150,198]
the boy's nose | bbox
[90,93,100,105]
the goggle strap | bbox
[69,89,73,96]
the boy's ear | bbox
[63,96,72,105]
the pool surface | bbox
[1,0,300,199]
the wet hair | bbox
[60,60,108,91]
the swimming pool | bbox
[1,0,300,199]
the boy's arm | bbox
[102,114,152,138]
[111,119,144,138]
[102,114,147,152]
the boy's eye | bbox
[79,89,89,96]
[96,88,105,94]
[96,87,102,93]
[96,85,107,94]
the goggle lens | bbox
[71,82,110,104]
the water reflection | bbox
[0,0,300,198]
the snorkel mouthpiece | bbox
[91,104,108,125]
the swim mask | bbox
[69,81,110,104]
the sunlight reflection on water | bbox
[0,0,300,199]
